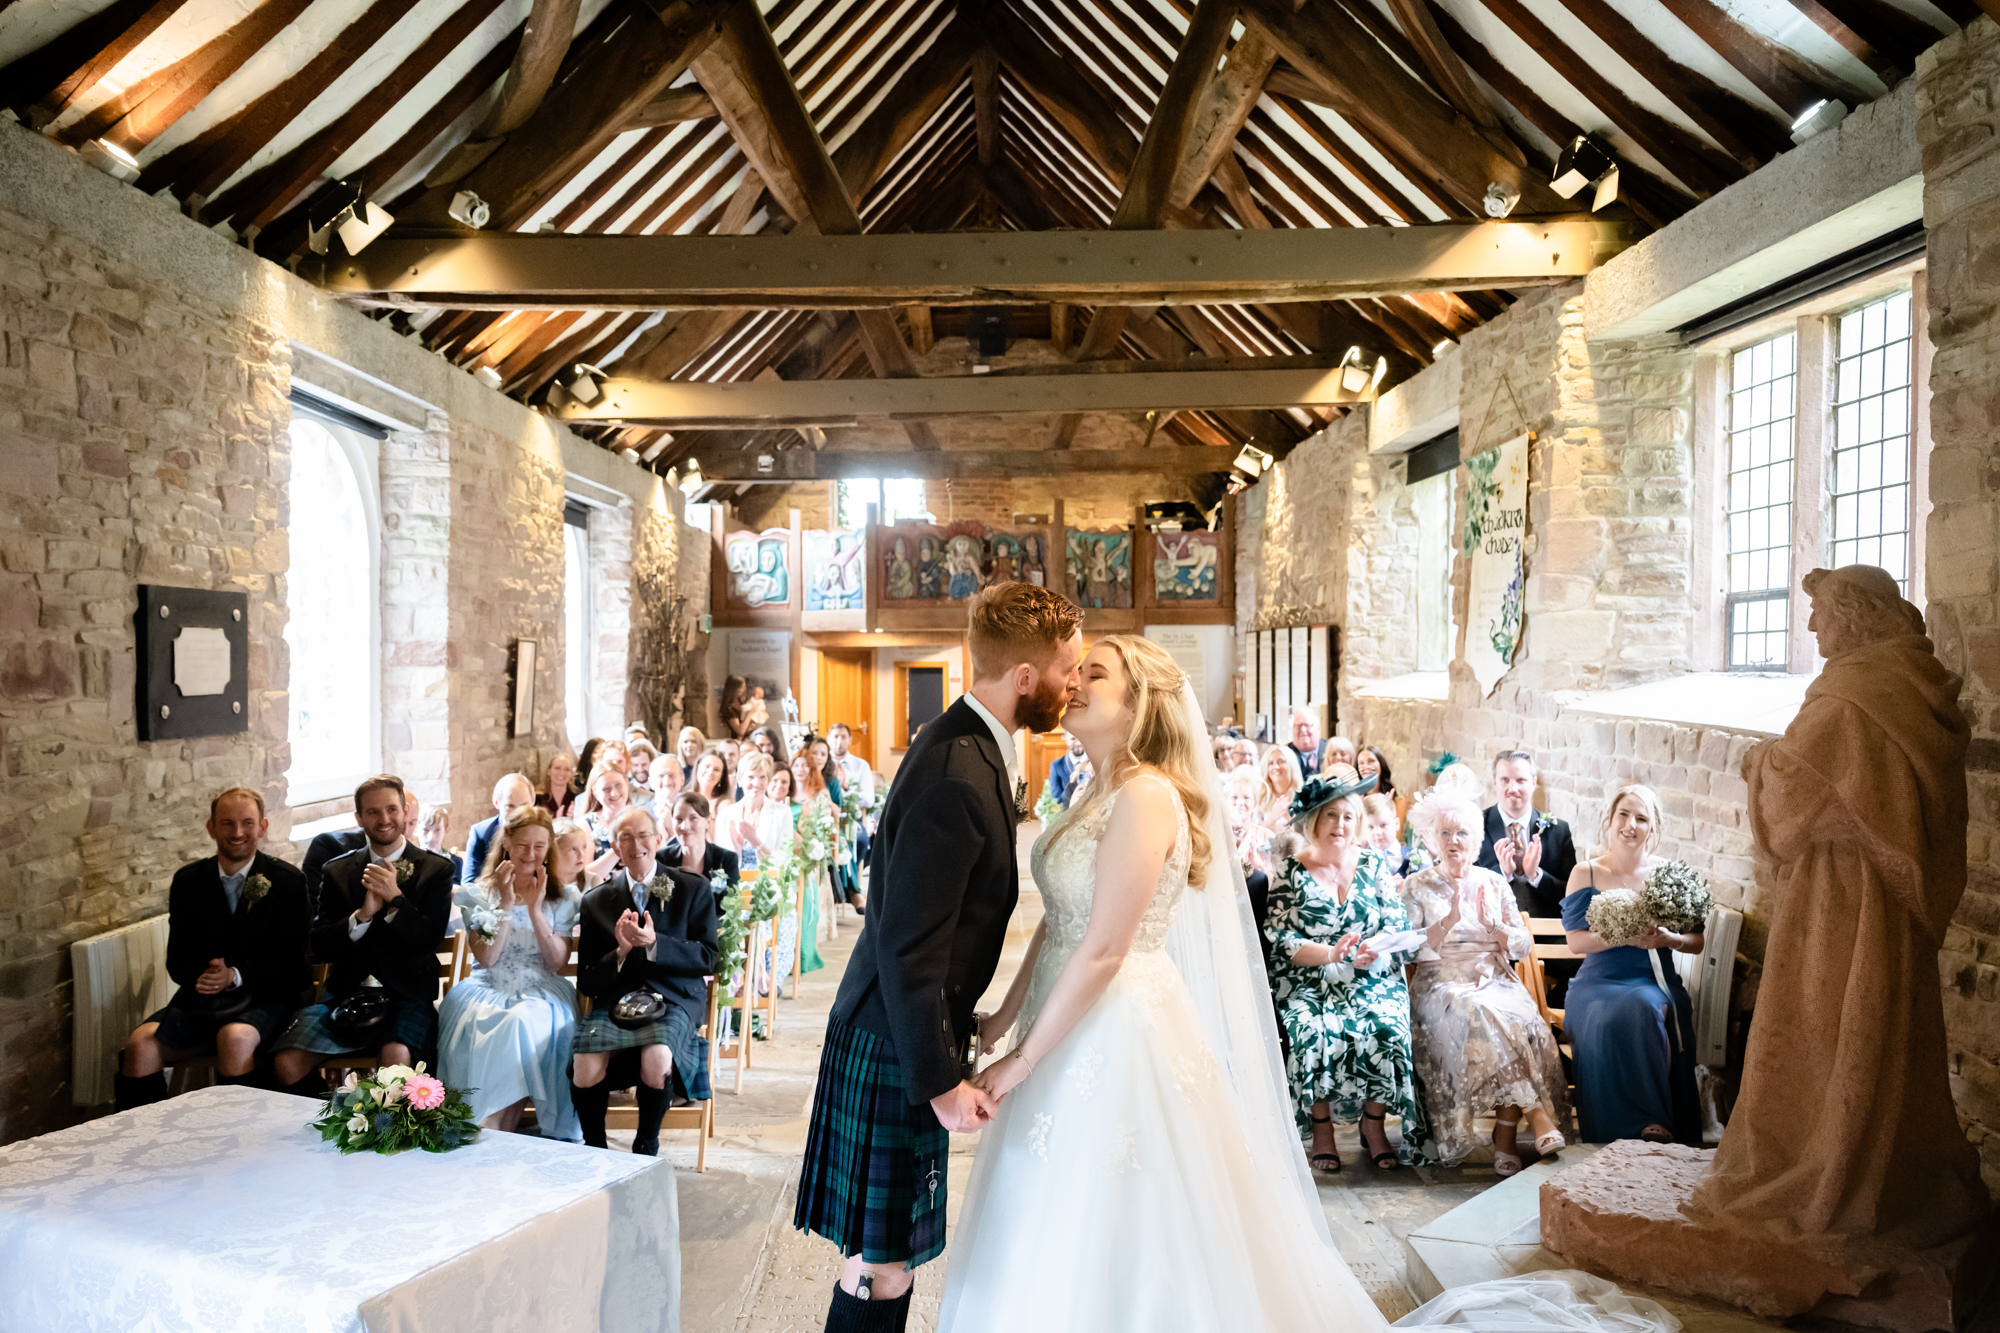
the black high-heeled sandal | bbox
[1359,1109,1400,1170]
[1308,1112,1341,1174]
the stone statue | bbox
[1685,565,1988,1266]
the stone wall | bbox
[1917,17,2000,1182]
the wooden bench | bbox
[1516,912,1578,1032]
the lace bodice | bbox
[454,885,581,995]
[1029,776,1192,966]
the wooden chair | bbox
[714,887,759,1095]
[1517,912,1579,1032]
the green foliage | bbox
[309,1065,478,1155]
[1033,786,1063,825]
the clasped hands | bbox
[613,908,656,957]
[1493,829,1544,882]
[357,862,404,920]
[929,1005,1025,1132]
[193,956,237,995]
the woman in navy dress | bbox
[1560,782,1704,1145]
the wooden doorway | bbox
[1026,731,1070,808]
[818,650,876,766]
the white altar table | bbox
[0,1086,680,1333]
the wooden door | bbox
[1026,731,1070,808]
[818,649,875,766]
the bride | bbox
[937,636,1675,1333]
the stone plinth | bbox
[1540,1141,1998,1332]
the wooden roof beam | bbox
[677,447,1256,480]
[476,0,584,137]
[1166,25,1280,213]
[627,85,719,127]
[1653,0,1868,111]
[1380,0,1509,139]
[830,15,980,197]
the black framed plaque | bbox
[136,585,249,741]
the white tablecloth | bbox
[0,1086,680,1333]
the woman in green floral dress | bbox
[1266,769,1427,1172]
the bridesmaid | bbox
[1561,782,1704,1145]
[436,807,583,1140]
[1265,769,1425,1172]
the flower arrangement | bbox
[461,891,501,943]
[713,869,750,989]
[1644,859,1712,933]
[1584,889,1652,948]
[1033,786,1063,825]
[241,873,272,911]
[311,1064,477,1154]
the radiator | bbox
[70,914,173,1107]
[1672,905,1741,1071]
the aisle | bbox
[684,825,1506,1331]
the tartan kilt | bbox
[793,1018,949,1268]
[573,1002,710,1101]
[273,997,438,1061]
[146,999,290,1052]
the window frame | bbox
[283,406,384,805]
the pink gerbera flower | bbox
[403,1075,446,1111]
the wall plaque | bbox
[137,586,249,741]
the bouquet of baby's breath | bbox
[1643,859,1712,933]
[311,1064,476,1155]
[1033,786,1062,825]
[1584,888,1653,948]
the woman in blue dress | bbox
[1560,782,1704,1145]
[437,806,584,1141]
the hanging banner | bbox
[1462,433,1528,696]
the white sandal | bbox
[1535,1128,1566,1156]
[1492,1112,1523,1177]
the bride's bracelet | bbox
[1011,1049,1036,1074]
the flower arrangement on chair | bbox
[310,1064,478,1154]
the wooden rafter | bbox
[1652,0,1868,111]
[475,0,585,137]
[628,86,719,128]
[1166,26,1280,213]
[1380,0,1509,138]
[676,446,1259,480]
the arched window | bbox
[285,410,381,801]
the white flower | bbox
[376,1064,414,1084]
[805,840,827,862]
[339,1071,360,1094]
[346,1111,369,1135]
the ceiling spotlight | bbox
[306,179,393,255]
[1550,135,1618,212]
[553,362,605,407]
[1790,98,1848,144]
[1339,346,1372,394]
[1233,443,1274,478]
[80,138,140,183]
[448,189,491,229]
[678,458,705,496]
[1225,471,1252,495]
[639,434,675,463]
[473,364,503,390]
[1432,339,1455,357]
[619,448,642,465]
[755,453,776,474]
[1482,180,1520,219]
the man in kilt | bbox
[571,805,718,1155]
[115,787,310,1107]
[273,775,455,1090]
[795,584,1085,1333]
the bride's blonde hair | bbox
[1065,634,1212,888]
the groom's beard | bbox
[1015,678,1069,734]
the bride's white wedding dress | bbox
[937,778,1390,1332]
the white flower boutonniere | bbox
[395,859,413,886]
[647,870,675,906]
[241,874,272,910]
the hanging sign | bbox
[1462,433,1528,696]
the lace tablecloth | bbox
[0,1085,680,1333]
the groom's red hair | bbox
[967,583,1082,682]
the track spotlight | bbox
[619,448,642,465]
[679,458,705,495]
[755,453,776,474]
[1339,346,1372,394]
[306,179,394,255]
[1482,180,1520,219]
[639,434,675,464]
[80,138,140,183]
[1551,136,1618,212]
[1233,443,1274,478]
[1790,99,1848,144]
[554,362,605,407]
[448,189,491,229]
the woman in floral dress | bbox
[1266,769,1426,1172]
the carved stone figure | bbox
[1684,565,1987,1261]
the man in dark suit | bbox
[115,787,311,1108]
[570,806,718,1155]
[795,583,1084,1333]
[1288,707,1326,777]
[462,772,537,884]
[273,775,455,1091]
[1477,749,1579,1003]
[302,789,427,913]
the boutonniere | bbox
[1529,811,1554,836]
[708,869,730,896]
[395,859,413,886]
[242,873,271,910]
[1013,777,1030,823]
[647,869,676,906]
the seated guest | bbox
[1403,794,1570,1173]
[571,807,719,1155]
[1323,735,1358,772]
[1355,745,1396,801]
[1224,764,1273,881]
[538,753,578,818]
[748,724,789,768]
[1213,734,1236,772]
[1562,783,1703,1146]
[465,773,537,884]
[675,726,706,783]
[690,750,732,810]
[274,776,456,1090]
[1259,743,1304,833]
[1231,735,1259,772]
[418,803,461,882]
[1288,707,1325,777]
[714,753,776,861]
[438,806,582,1140]
[1476,749,1577,918]
[1359,792,1410,881]
[649,754,685,822]
[664,792,739,888]
[1046,734,1088,808]
[302,825,366,916]
[1266,769,1424,1174]
[627,740,659,802]
[117,788,310,1107]
[718,739,744,798]
[576,738,606,790]
[575,741,634,819]
[583,767,632,882]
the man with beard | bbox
[794,583,1084,1333]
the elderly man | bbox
[463,773,536,884]
[570,806,718,1155]
[1287,708,1325,777]
[1686,566,1988,1273]
[115,788,310,1107]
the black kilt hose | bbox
[794,1019,949,1267]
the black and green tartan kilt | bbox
[572,1003,710,1101]
[273,997,437,1062]
[793,1018,949,1268]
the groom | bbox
[795,582,1084,1333]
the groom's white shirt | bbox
[959,692,1020,789]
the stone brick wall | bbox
[0,199,291,1141]
[1918,17,2000,1182]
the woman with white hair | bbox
[1402,793,1569,1173]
